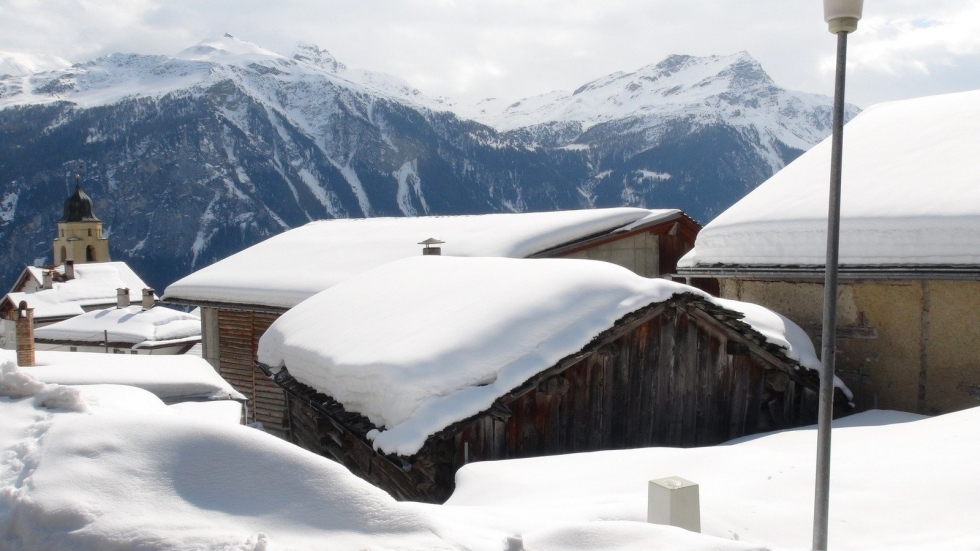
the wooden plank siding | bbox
[274,295,839,503]
[216,309,287,438]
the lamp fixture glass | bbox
[824,0,864,33]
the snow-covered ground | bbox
[3,358,978,550]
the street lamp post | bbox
[814,1,863,550]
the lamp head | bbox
[824,0,864,33]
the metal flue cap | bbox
[419,237,445,256]
[824,0,863,33]
[418,238,445,246]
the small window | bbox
[69,346,77,352]
[87,229,92,236]
[86,245,96,262]
[131,350,138,355]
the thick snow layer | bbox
[168,400,243,425]
[258,256,829,456]
[3,357,976,551]
[0,364,456,550]
[447,408,980,551]
[681,89,980,267]
[5,262,150,319]
[165,207,676,308]
[34,305,201,347]
[0,349,242,401]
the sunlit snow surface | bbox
[164,207,675,308]
[681,89,980,267]
[258,256,835,456]
[2,359,978,550]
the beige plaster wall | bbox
[560,232,660,277]
[720,278,980,415]
[53,221,110,263]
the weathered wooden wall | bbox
[279,298,824,503]
[216,309,287,438]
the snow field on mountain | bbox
[682,89,980,267]
[2,357,978,550]
[258,256,836,456]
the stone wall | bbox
[720,278,980,415]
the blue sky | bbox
[1,0,978,108]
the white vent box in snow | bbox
[648,476,701,532]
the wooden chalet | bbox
[163,208,705,439]
[257,257,848,503]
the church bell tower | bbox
[52,176,110,264]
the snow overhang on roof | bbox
[163,208,680,310]
[679,89,980,274]
[1,349,243,402]
[3,262,152,319]
[257,256,839,456]
[34,305,201,348]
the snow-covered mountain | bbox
[0,36,853,291]
[0,52,72,77]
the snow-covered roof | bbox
[3,262,151,319]
[164,208,679,309]
[258,256,828,456]
[34,305,201,349]
[680,89,980,269]
[1,349,242,401]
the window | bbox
[86,245,96,262]
[59,246,67,263]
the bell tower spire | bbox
[52,174,110,264]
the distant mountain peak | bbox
[292,42,345,72]
[175,35,282,63]
[0,51,72,76]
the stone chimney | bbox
[141,288,155,310]
[15,301,35,367]
[64,260,75,280]
[117,288,130,308]
[42,270,53,290]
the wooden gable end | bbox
[272,295,837,503]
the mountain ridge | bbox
[0,35,855,292]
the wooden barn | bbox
[257,256,848,502]
[164,208,704,439]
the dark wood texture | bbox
[274,294,844,503]
[217,309,287,438]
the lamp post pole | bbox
[814,2,862,549]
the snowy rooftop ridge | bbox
[258,256,831,456]
[163,208,679,309]
[3,262,150,319]
[680,89,980,269]
[34,305,201,348]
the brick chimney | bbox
[141,288,155,311]
[42,270,53,290]
[15,301,35,367]
[117,288,130,308]
[64,260,75,280]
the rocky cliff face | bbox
[0,36,856,291]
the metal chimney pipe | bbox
[64,260,75,280]
[42,271,53,290]
[15,301,35,367]
[419,238,445,256]
[142,288,155,310]
[117,288,130,309]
